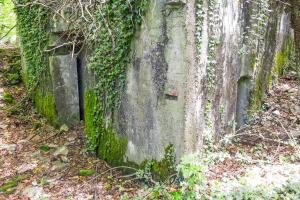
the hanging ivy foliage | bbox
[85,0,149,165]
[15,1,58,124]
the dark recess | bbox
[76,57,84,121]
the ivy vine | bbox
[85,0,149,153]
[15,1,50,91]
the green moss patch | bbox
[84,90,128,166]
[33,89,57,125]
[3,91,15,104]
[274,38,296,76]
[84,90,98,152]
[97,129,128,166]
[83,1,149,166]
[79,169,96,176]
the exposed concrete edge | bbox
[183,0,202,154]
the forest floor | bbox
[0,54,300,198]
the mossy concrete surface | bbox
[97,129,128,166]
[33,89,57,125]
[84,90,97,142]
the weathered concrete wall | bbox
[188,0,241,148]
[49,55,80,125]
[118,0,188,163]
[115,0,295,163]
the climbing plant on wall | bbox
[14,1,59,124]
[15,1,49,89]
[85,0,149,165]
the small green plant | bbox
[177,154,207,200]
[3,91,15,104]
[0,175,26,193]
[137,145,176,183]
[136,161,153,184]
[39,144,50,152]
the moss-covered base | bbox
[251,37,296,111]
[140,145,176,181]
[83,93,175,179]
[84,89,128,166]
[33,89,57,125]
[97,129,128,166]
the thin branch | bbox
[44,42,73,52]
[0,25,16,42]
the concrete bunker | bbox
[18,0,296,168]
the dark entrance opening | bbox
[236,76,251,128]
[77,57,84,121]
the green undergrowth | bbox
[134,144,300,200]
[139,145,176,182]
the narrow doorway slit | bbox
[76,57,84,121]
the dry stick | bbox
[93,165,98,200]
[44,42,73,52]
[79,0,88,22]
[274,116,294,140]
[0,25,16,42]
[79,165,138,189]
[34,131,61,145]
